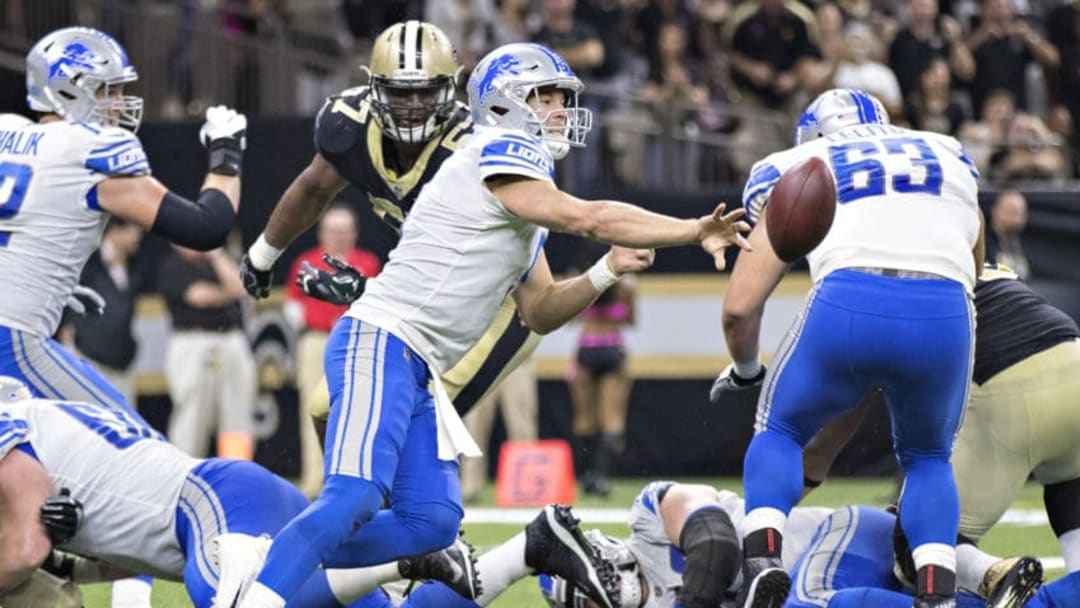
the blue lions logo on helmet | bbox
[534,44,574,78]
[474,54,521,107]
[48,41,99,80]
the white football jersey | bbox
[0,399,196,579]
[349,126,551,374]
[743,124,980,289]
[0,119,150,336]
[628,482,832,608]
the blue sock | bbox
[956,591,989,608]
[255,475,383,602]
[400,582,481,608]
[898,456,958,549]
[322,500,462,568]
[743,429,803,513]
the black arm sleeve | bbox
[150,189,235,251]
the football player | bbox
[0,26,246,411]
[716,89,983,607]
[789,262,1080,605]
[226,41,749,608]
[0,376,490,608]
[238,21,539,495]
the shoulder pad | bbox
[314,88,371,156]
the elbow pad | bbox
[151,188,235,251]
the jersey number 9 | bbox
[829,137,943,204]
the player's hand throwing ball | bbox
[696,203,752,270]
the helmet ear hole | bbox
[492,106,509,116]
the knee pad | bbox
[675,507,740,607]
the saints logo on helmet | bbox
[25,27,144,131]
[365,21,463,144]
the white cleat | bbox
[210,533,271,608]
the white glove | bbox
[198,105,247,150]
[65,285,106,316]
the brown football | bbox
[765,156,837,263]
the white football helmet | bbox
[26,26,144,131]
[539,530,644,608]
[793,88,888,146]
[468,42,592,159]
[0,376,32,404]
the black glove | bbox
[708,363,767,403]
[240,253,274,299]
[40,488,84,547]
[297,253,367,306]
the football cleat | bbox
[210,533,271,608]
[525,504,619,608]
[736,556,790,608]
[980,556,1043,608]
[398,530,483,600]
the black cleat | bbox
[735,556,790,608]
[398,531,483,600]
[980,556,1043,608]
[525,504,618,608]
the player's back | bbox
[745,124,980,288]
[350,125,550,373]
[0,119,149,336]
[0,398,196,579]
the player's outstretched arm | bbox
[716,217,789,396]
[97,106,246,252]
[0,450,55,592]
[513,248,653,335]
[241,153,349,298]
[490,177,750,268]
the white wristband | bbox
[586,253,621,292]
[247,234,282,271]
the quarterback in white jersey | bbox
[233,42,749,608]
[715,89,983,608]
[0,26,245,414]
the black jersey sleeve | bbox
[313,88,369,164]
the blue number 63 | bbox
[828,137,943,204]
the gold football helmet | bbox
[365,21,463,144]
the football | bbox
[765,156,837,263]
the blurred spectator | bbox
[724,0,822,171]
[724,0,822,110]
[814,2,848,66]
[163,1,200,119]
[906,57,969,134]
[888,0,974,102]
[569,267,637,498]
[642,21,708,110]
[998,110,1069,180]
[695,0,737,99]
[284,204,381,498]
[473,0,534,53]
[575,0,630,82]
[532,0,606,76]
[1046,0,1080,172]
[964,0,1059,118]
[459,361,539,504]
[161,247,256,461]
[290,1,355,114]
[59,218,144,409]
[959,88,1018,175]
[425,0,487,68]
[818,21,904,119]
[988,189,1032,280]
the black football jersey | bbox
[313,86,473,232]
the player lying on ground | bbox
[788,505,1067,608]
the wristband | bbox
[248,234,283,271]
[586,253,620,292]
[733,359,762,378]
